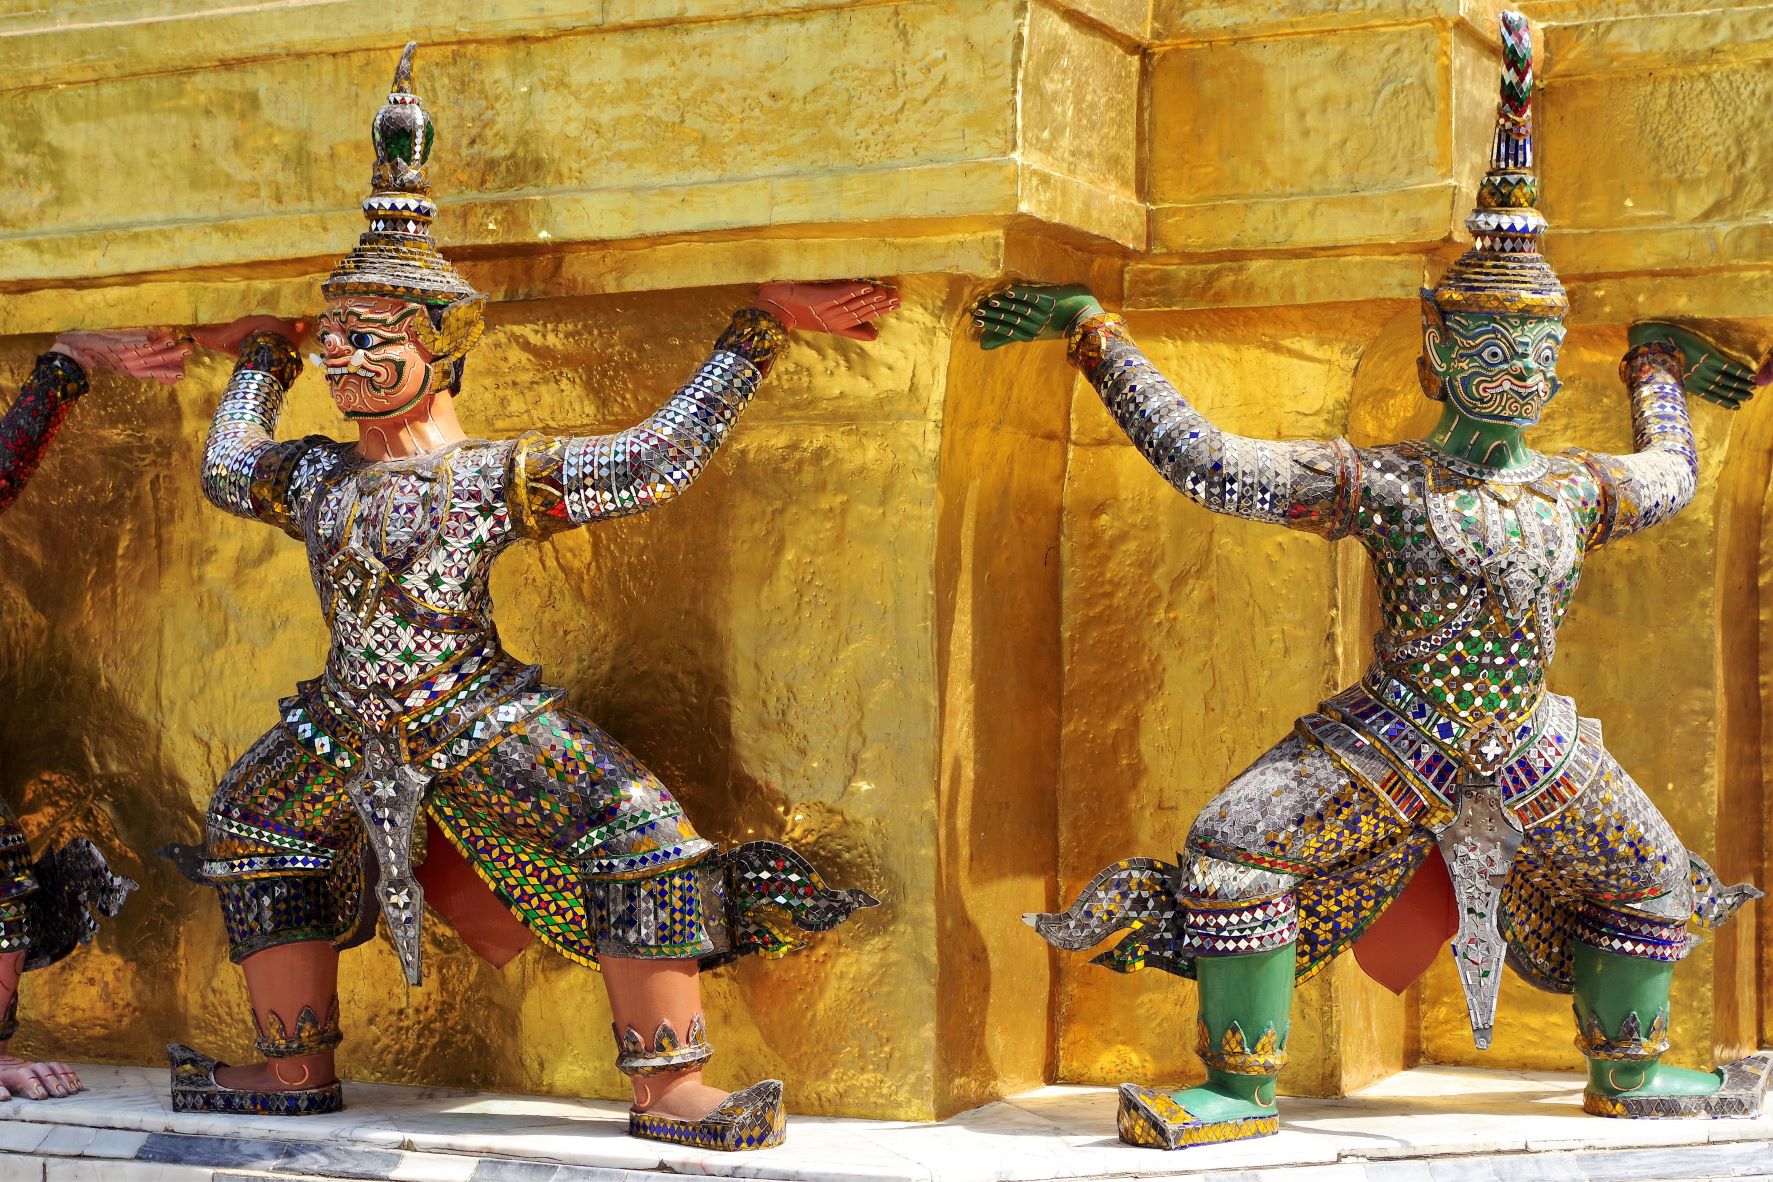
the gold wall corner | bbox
[1,0,1768,1121]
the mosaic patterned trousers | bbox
[0,797,32,1041]
[205,705,728,967]
[0,797,32,955]
[1180,731,1694,989]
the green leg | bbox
[1573,941,1720,1113]
[1118,943,1294,1149]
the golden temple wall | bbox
[0,0,1768,1120]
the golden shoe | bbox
[1116,1082,1279,1150]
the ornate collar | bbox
[1400,439,1551,485]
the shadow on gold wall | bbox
[934,296,1071,1113]
[0,278,964,1120]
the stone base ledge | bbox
[1,1063,1770,1181]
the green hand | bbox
[972,284,1103,351]
[1630,321,1764,410]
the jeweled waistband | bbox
[316,643,501,725]
[1300,676,1597,830]
[1352,673,1543,772]
[281,647,563,776]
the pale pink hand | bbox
[49,329,191,385]
[753,281,900,342]
[189,315,309,357]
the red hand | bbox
[189,315,309,356]
[753,281,900,342]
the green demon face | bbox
[1421,298,1566,426]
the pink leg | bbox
[415,818,533,968]
[213,940,340,1092]
[0,950,79,1100]
[601,955,732,1120]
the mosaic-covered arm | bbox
[1569,340,1699,547]
[512,307,789,537]
[199,331,312,538]
[0,352,89,515]
[1065,311,1360,537]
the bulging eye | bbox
[1479,344,1507,366]
[1538,344,1559,366]
[348,331,379,351]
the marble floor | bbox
[0,1063,1770,1181]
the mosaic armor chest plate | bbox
[274,440,562,791]
[1301,444,1608,1034]
[1298,444,1610,831]
[298,440,517,708]
[1361,444,1593,744]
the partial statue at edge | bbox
[0,330,173,1098]
[978,12,1771,1150]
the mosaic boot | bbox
[1119,943,1293,1149]
[618,1016,786,1152]
[1574,941,1773,1118]
[168,1043,344,1116]
[169,989,344,1116]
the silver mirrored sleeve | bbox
[1089,330,1358,538]
[200,366,304,525]
[1571,345,1699,547]
[554,349,763,524]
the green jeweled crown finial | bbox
[323,40,481,312]
[1478,12,1536,210]
[370,42,433,194]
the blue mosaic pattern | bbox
[628,1079,786,1152]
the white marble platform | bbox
[0,1062,1770,1181]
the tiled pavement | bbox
[0,1063,1769,1181]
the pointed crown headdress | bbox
[323,43,485,360]
[1430,11,1568,318]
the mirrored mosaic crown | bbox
[1431,11,1568,317]
[323,42,482,310]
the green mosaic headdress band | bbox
[1430,11,1568,318]
[323,43,485,357]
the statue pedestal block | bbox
[2,1062,1769,1181]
